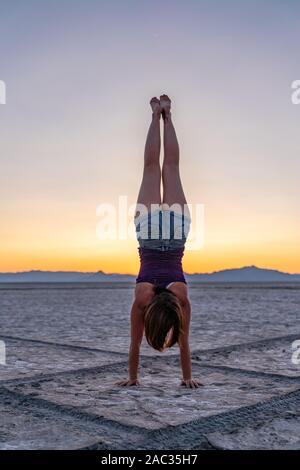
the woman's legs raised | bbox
[136,98,161,213]
[161,95,188,211]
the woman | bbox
[116,95,202,388]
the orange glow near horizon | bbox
[1,195,300,274]
[1,232,299,275]
[1,191,300,275]
[1,197,300,274]
[1,248,300,275]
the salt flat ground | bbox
[0,282,299,449]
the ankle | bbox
[152,112,161,121]
[163,111,172,123]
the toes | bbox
[160,94,170,102]
[150,97,159,104]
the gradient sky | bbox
[0,0,300,274]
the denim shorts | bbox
[134,209,191,251]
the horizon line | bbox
[1,265,300,276]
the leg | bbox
[161,95,188,211]
[136,98,161,213]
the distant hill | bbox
[0,266,299,283]
[0,270,135,283]
[186,266,300,282]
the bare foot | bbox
[150,97,161,118]
[160,94,171,121]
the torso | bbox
[136,246,186,288]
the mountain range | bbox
[0,266,299,283]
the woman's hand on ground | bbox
[180,378,203,389]
[115,378,140,387]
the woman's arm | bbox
[178,298,192,379]
[170,284,203,389]
[115,284,153,386]
[179,298,203,388]
[128,299,145,381]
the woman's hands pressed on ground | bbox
[180,378,203,389]
[115,378,140,386]
[115,378,203,388]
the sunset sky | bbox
[0,0,300,274]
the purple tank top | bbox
[136,247,186,288]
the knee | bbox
[162,161,179,173]
[162,163,180,183]
[144,159,161,170]
[143,162,161,180]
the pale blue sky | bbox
[0,0,299,272]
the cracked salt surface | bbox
[1,283,299,353]
[0,282,299,449]
[205,413,300,450]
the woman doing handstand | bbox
[116,95,202,389]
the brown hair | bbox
[144,286,184,351]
